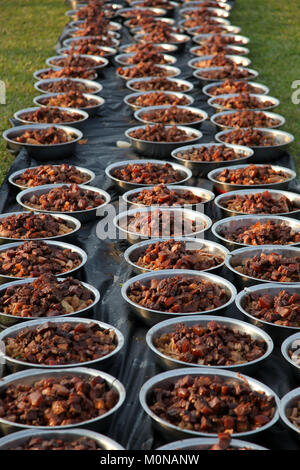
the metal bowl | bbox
[119,42,178,54]
[236,283,300,344]
[0,367,125,435]
[212,215,300,251]
[171,142,254,177]
[179,16,230,31]
[187,24,241,36]
[130,0,179,13]
[117,64,181,81]
[189,44,250,57]
[192,33,250,46]
[157,437,267,450]
[124,91,194,112]
[139,367,280,440]
[62,35,120,49]
[126,76,193,92]
[215,128,294,163]
[33,68,97,81]
[115,52,177,66]
[279,388,300,442]
[193,67,259,85]
[34,77,103,95]
[208,164,296,193]
[180,1,232,12]
[214,188,300,219]
[0,428,125,450]
[105,159,192,193]
[134,32,190,49]
[13,106,89,130]
[2,124,83,161]
[69,19,122,32]
[202,80,269,98]
[67,27,121,40]
[122,185,214,212]
[121,269,235,325]
[211,109,286,131]
[124,17,175,31]
[0,211,81,244]
[134,105,208,128]
[179,6,230,18]
[57,45,118,59]
[33,92,105,118]
[0,317,124,373]
[124,237,229,275]
[188,55,251,71]
[118,6,167,18]
[208,93,279,111]
[146,314,273,373]
[281,332,300,382]
[125,124,202,158]
[9,164,95,190]
[0,239,87,284]
[0,277,100,328]
[225,245,300,288]
[114,206,212,245]
[46,54,109,73]
[17,183,111,223]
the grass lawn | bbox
[0,0,299,182]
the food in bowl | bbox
[121,51,173,66]
[18,108,84,124]
[217,129,276,146]
[128,124,198,142]
[10,436,102,450]
[13,127,76,145]
[117,63,175,79]
[197,66,255,81]
[128,184,204,206]
[38,91,100,109]
[49,55,104,70]
[221,190,298,214]
[37,79,97,94]
[139,106,202,124]
[128,92,190,107]
[212,93,275,110]
[214,110,281,128]
[112,162,184,185]
[175,144,244,162]
[0,213,74,239]
[37,67,95,80]
[215,164,290,185]
[129,77,189,92]
[14,164,91,187]
[207,80,264,96]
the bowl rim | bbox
[134,104,208,125]
[146,314,274,370]
[125,123,202,145]
[62,35,120,49]
[210,109,286,129]
[134,32,190,44]
[192,32,250,45]
[281,332,300,372]
[193,66,259,82]
[171,141,254,164]
[124,90,194,109]
[45,53,109,70]
[115,51,177,66]
[33,92,105,111]
[117,63,181,79]
[188,54,251,71]
[34,77,103,94]
[202,80,269,97]
[126,76,193,92]
[33,67,97,81]
[215,127,295,148]
[156,436,267,450]
[279,387,300,436]
[179,6,230,18]
[3,124,83,148]
[208,93,279,111]
[13,106,89,126]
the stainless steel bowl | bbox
[139,367,280,440]
[157,437,267,450]
[134,32,190,49]
[117,64,181,81]
[124,91,194,112]
[171,142,254,177]
[126,76,193,92]
[134,105,208,128]
[124,237,229,275]
[119,42,178,54]
[214,188,300,219]
[17,183,111,223]
[0,367,125,434]
[122,184,214,212]
[9,164,95,190]
[57,45,118,59]
[181,1,232,12]
[193,67,259,85]
[121,269,236,325]
[46,54,109,73]
[69,19,122,32]
[13,106,89,130]
[34,77,103,95]
[0,277,100,328]
[0,428,125,450]
[33,92,105,118]
[212,215,300,251]
[192,33,250,46]
[236,283,300,344]
[202,80,269,98]
[180,6,230,18]
[118,6,167,17]
[188,55,251,71]
[105,159,192,193]
[0,239,87,284]
[208,163,295,193]
[67,28,121,41]
[225,245,300,288]
[215,128,294,163]
[125,124,203,158]
[279,388,300,442]
[62,35,120,50]
[33,68,97,81]
[189,44,250,57]
[211,109,286,131]
[281,332,300,382]
[115,52,177,66]
[208,93,279,111]
[0,317,124,373]
[130,0,179,13]
[187,24,242,36]
[0,211,81,244]
[146,314,273,373]
[124,17,175,31]
[2,124,83,161]
[179,16,231,31]
[114,206,212,245]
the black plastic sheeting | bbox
[1,2,300,450]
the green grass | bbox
[0,0,299,182]
[0,0,67,181]
[230,0,300,173]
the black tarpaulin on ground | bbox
[0,2,299,449]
